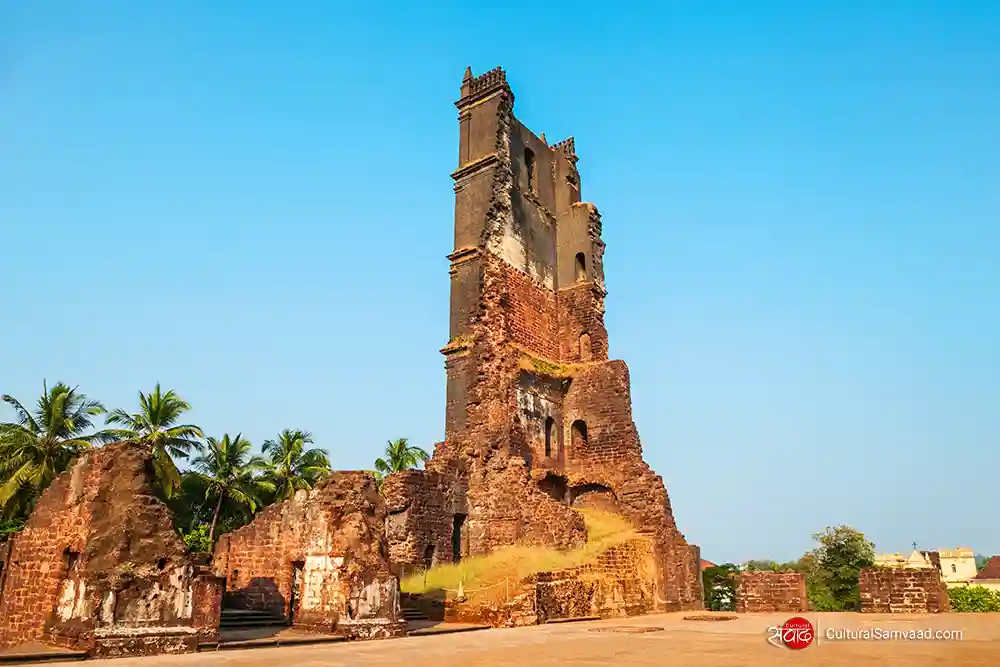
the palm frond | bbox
[0,464,36,507]
[1,394,40,433]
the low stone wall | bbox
[535,540,657,621]
[735,572,808,613]
[859,567,951,613]
[438,538,658,627]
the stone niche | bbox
[0,443,223,658]
[859,567,951,613]
[213,471,405,640]
[734,571,809,613]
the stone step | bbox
[219,616,289,629]
[0,650,87,664]
[402,608,431,621]
[220,609,282,619]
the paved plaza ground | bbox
[16,612,1000,666]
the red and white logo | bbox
[767,617,815,649]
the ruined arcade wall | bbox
[735,571,809,613]
[213,471,404,639]
[859,567,951,613]
[0,443,222,657]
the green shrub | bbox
[949,586,1000,612]
[182,524,214,553]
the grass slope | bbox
[401,509,643,601]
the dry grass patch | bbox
[400,510,643,602]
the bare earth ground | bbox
[20,612,1000,666]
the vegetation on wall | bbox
[401,510,639,603]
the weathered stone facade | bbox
[403,538,659,628]
[385,66,702,612]
[859,567,951,613]
[734,571,809,613]
[213,472,405,640]
[0,443,223,657]
[532,539,659,622]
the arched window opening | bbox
[575,252,586,282]
[544,417,555,457]
[571,420,588,455]
[525,147,537,194]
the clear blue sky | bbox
[2,2,997,564]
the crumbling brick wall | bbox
[859,567,951,613]
[735,571,809,613]
[381,468,461,575]
[0,443,222,657]
[213,472,404,640]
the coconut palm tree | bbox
[373,438,430,480]
[0,381,107,516]
[261,429,331,502]
[102,384,203,499]
[190,433,270,541]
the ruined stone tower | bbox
[382,67,702,611]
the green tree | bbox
[0,382,107,519]
[261,429,331,502]
[102,384,203,499]
[703,563,739,610]
[807,525,875,611]
[742,559,780,572]
[190,433,270,541]
[373,438,430,481]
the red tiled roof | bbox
[700,559,716,570]
[975,556,1000,580]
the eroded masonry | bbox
[382,67,702,611]
[0,444,223,657]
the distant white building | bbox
[874,547,979,588]
[873,550,934,569]
[935,548,978,585]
